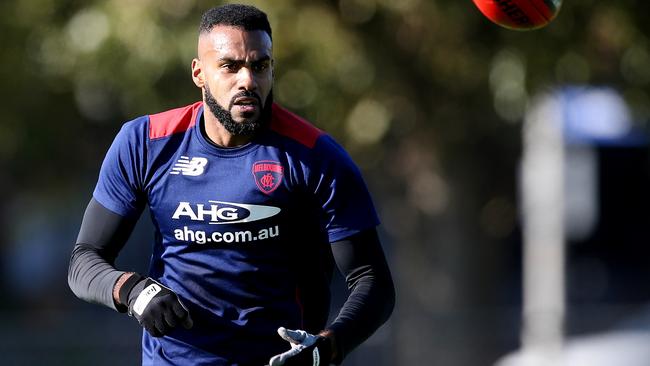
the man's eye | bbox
[253,63,269,73]
[222,64,238,71]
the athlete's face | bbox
[192,26,273,135]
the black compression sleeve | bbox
[68,198,139,312]
[328,228,395,363]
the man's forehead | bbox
[198,25,272,58]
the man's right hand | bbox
[122,275,193,337]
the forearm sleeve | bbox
[67,198,138,311]
[328,228,395,363]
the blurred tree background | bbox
[2,0,650,365]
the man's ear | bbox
[191,58,204,88]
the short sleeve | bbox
[311,135,380,243]
[92,117,148,218]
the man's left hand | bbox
[268,327,332,366]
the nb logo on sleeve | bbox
[170,156,208,176]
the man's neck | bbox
[202,112,252,148]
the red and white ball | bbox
[472,0,563,31]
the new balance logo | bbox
[170,156,208,176]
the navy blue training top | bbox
[93,102,379,365]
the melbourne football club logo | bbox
[170,156,208,176]
[252,160,284,194]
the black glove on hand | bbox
[268,327,333,366]
[119,274,193,337]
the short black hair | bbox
[199,4,272,40]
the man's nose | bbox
[237,67,257,91]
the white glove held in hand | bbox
[269,327,332,366]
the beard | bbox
[203,84,273,137]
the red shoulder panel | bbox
[270,104,323,148]
[149,101,203,139]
